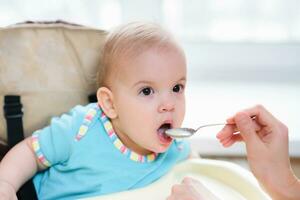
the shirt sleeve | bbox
[31,106,83,167]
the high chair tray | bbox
[83,158,271,200]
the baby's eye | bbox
[173,84,184,93]
[140,87,154,96]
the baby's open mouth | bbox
[157,123,173,143]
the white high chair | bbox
[85,159,271,200]
[0,21,270,200]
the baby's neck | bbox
[112,125,153,156]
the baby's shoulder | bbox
[69,103,100,120]
[48,103,100,136]
[71,103,101,141]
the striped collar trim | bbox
[99,105,157,163]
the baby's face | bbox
[110,46,186,155]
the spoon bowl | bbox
[164,128,196,138]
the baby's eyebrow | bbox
[132,77,186,88]
[177,77,186,82]
[132,80,154,88]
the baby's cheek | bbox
[178,107,186,125]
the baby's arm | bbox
[0,137,46,198]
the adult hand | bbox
[166,177,220,200]
[217,105,300,200]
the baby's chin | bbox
[151,141,174,154]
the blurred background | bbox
[1,0,299,172]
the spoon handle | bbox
[195,116,256,132]
[195,123,226,131]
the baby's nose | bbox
[158,98,175,113]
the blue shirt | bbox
[32,103,190,200]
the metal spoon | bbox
[165,116,256,139]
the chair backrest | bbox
[0,21,107,144]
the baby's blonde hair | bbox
[97,22,182,87]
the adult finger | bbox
[221,134,243,147]
[241,105,277,127]
[216,124,237,140]
[234,111,262,146]
[217,120,261,141]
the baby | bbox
[0,22,190,199]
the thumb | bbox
[235,112,262,146]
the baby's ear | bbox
[97,87,117,119]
